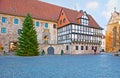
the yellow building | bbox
[106,11,120,52]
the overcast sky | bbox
[40,0,120,34]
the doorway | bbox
[47,47,54,55]
[9,42,17,52]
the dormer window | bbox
[80,13,89,26]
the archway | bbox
[47,47,54,55]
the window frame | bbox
[81,46,84,50]
[76,46,79,50]
[18,29,22,35]
[44,23,48,28]
[36,21,40,27]
[2,17,7,23]
[1,27,7,33]
[14,18,19,25]
[86,46,88,50]
[80,13,89,26]
[63,18,66,23]
[60,20,62,25]
[66,45,69,50]
[53,24,57,29]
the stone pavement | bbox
[0,53,120,78]
[0,52,15,56]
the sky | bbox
[40,0,120,34]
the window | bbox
[92,46,94,50]
[60,20,62,25]
[53,24,56,29]
[80,13,89,26]
[76,46,79,50]
[63,18,66,23]
[81,46,84,50]
[44,23,48,28]
[36,21,40,27]
[95,46,97,50]
[14,19,19,25]
[66,45,69,50]
[2,17,7,23]
[1,27,6,33]
[86,46,88,50]
[18,29,22,35]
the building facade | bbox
[101,35,105,52]
[106,11,120,52]
[0,13,58,52]
[0,0,103,54]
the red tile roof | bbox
[0,0,61,22]
[62,8,102,29]
[0,0,102,29]
[63,8,79,24]
[88,15,102,29]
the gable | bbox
[108,11,120,25]
[58,9,70,28]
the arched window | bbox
[80,13,89,26]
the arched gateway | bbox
[47,47,54,55]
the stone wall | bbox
[39,43,101,55]
[0,14,57,52]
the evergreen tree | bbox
[16,14,39,56]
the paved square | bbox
[0,54,120,78]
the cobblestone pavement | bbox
[0,53,120,78]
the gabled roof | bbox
[60,8,102,29]
[63,8,79,24]
[0,0,61,22]
[88,15,102,29]
[0,0,102,29]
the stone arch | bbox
[47,47,54,55]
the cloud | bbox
[102,0,120,19]
[85,2,99,10]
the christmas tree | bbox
[16,14,39,56]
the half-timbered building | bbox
[0,0,103,54]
